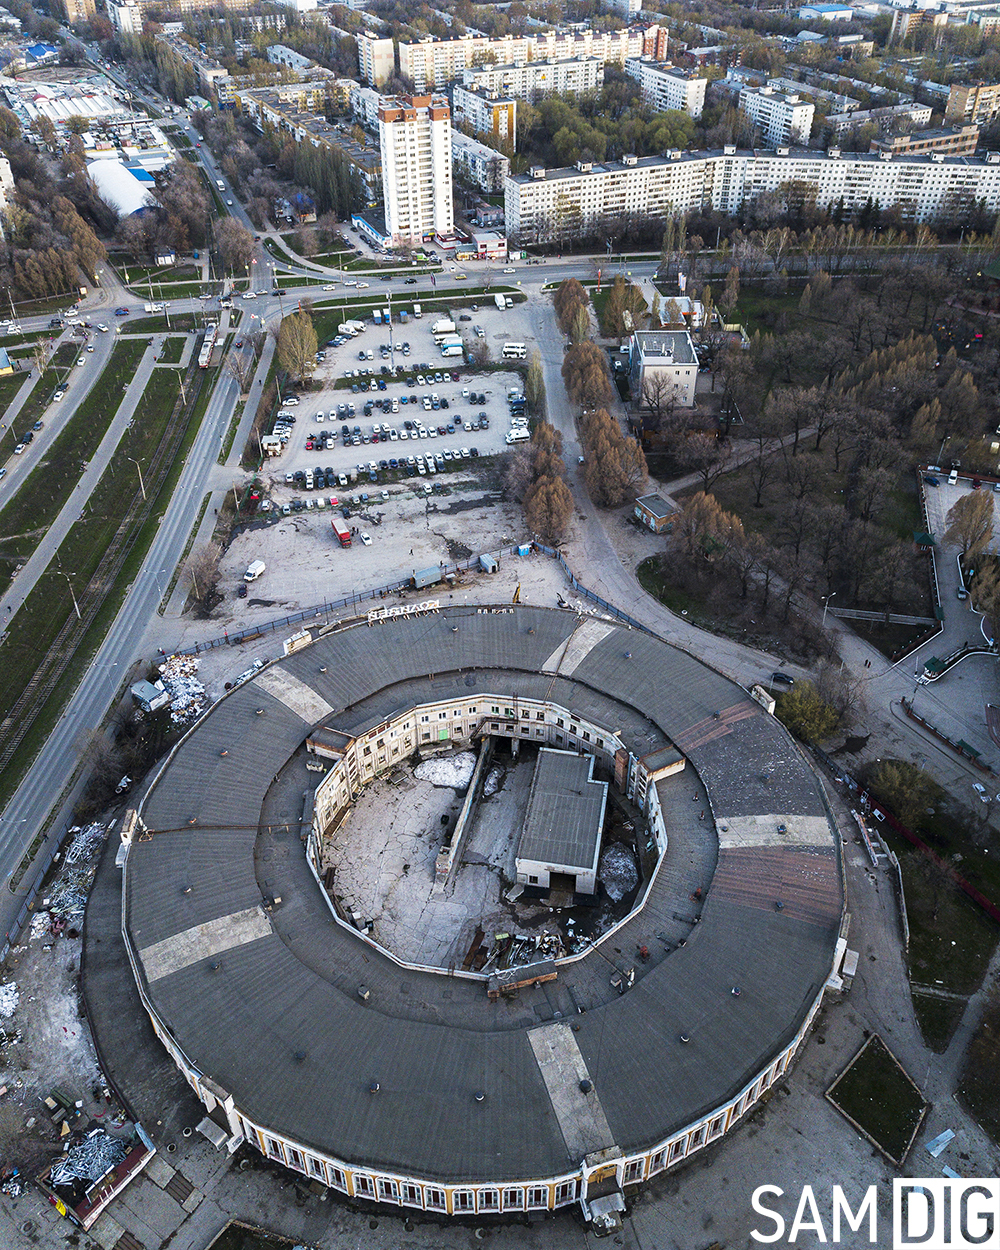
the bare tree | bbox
[945,492,994,557]
[187,541,221,607]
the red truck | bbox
[331,517,351,547]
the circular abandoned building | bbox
[122,603,843,1227]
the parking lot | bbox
[265,310,529,494]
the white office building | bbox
[628,330,698,410]
[624,59,708,118]
[739,86,815,147]
[379,94,454,247]
[504,147,1000,243]
[461,57,603,102]
[358,31,394,88]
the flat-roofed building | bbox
[826,100,933,136]
[399,25,657,90]
[633,493,678,533]
[451,129,510,192]
[870,125,980,158]
[945,81,1000,125]
[739,85,814,146]
[516,749,608,895]
[267,44,314,75]
[461,57,603,102]
[505,147,1000,243]
[452,85,516,150]
[629,330,698,410]
[379,93,454,246]
[358,31,394,87]
[624,58,708,118]
[60,0,95,22]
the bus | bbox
[501,342,526,359]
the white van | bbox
[506,428,530,444]
[948,468,959,486]
[244,560,266,582]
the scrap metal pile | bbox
[158,654,207,725]
[49,1128,128,1202]
[482,930,565,970]
[42,822,109,929]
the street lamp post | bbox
[127,457,146,501]
[822,592,837,627]
[58,570,81,621]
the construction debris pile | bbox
[42,822,109,929]
[0,980,19,1018]
[49,1128,128,1193]
[482,930,565,971]
[158,654,207,725]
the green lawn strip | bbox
[826,1035,927,1164]
[113,262,198,285]
[957,986,1000,1141]
[239,353,282,469]
[10,293,78,317]
[0,371,181,733]
[157,337,188,365]
[880,824,1000,1004]
[0,371,29,411]
[727,290,801,335]
[127,314,199,333]
[276,274,333,289]
[636,556,715,629]
[12,344,80,431]
[1,330,52,350]
[0,341,147,586]
[0,366,214,817]
[909,992,968,1055]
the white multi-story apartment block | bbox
[504,147,1000,243]
[349,81,382,130]
[399,25,658,90]
[605,0,643,16]
[110,0,307,30]
[461,57,603,102]
[357,31,394,88]
[451,130,511,192]
[826,101,933,136]
[267,44,314,75]
[107,0,142,33]
[452,85,517,150]
[624,58,707,118]
[379,94,454,246]
[739,86,815,147]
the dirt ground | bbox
[216,474,525,612]
[0,826,113,1180]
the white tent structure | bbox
[87,159,154,217]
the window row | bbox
[242,1122,579,1212]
